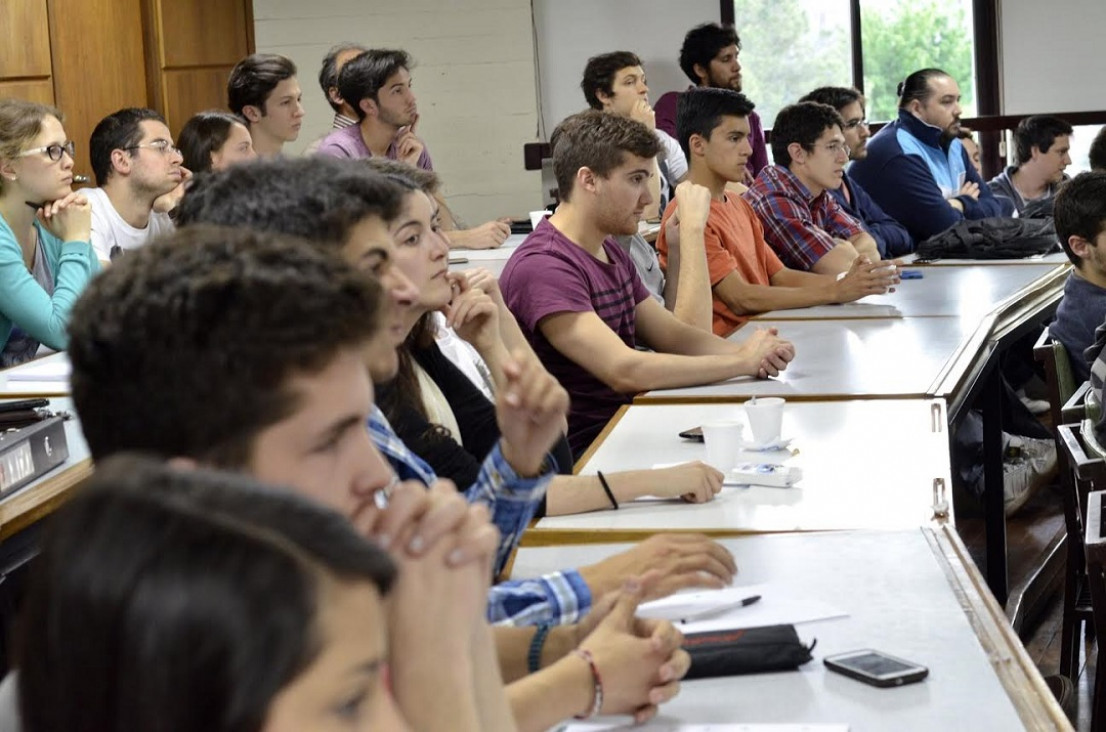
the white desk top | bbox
[899,250,1070,266]
[639,318,966,403]
[513,529,1059,731]
[0,352,71,398]
[752,263,1060,320]
[449,221,662,276]
[532,400,949,536]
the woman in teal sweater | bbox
[0,100,99,367]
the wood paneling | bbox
[0,80,55,107]
[0,0,53,77]
[161,68,235,137]
[144,0,253,133]
[48,0,149,178]
[2,0,252,175]
[156,0,250,67]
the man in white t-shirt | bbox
[85,108,188,262]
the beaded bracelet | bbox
[573,648,604,720]
[527,623,552,674]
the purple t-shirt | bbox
[500,219,651,456]
[314,123,434,171]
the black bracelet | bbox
[528,623,553,674]
[596,471,619,509]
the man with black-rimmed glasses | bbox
[800,86,913,257]
[84,108,189,262]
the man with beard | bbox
[988,115,1073,216]
[654,23,768,182]
[799,87,913,257]
[849,68,1009,242]
[84,108,187,262]
[317,48,511,250]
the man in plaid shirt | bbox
[744,102,882,274]
[658,89,898,337]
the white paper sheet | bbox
[635,583,847,633]
[5,357,71,382]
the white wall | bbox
[252,0,544,224]
[998,0,1106,114]
[532,0,718,136]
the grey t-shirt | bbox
[615,233,664,305]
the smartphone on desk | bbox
[824,649,928,688]
[678,426,704,442]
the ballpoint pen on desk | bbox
[678,594,761,624]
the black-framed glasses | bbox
[18,141,75,162]
[843,118,869,130]
[124,139,182,156]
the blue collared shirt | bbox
[367,406,592,626]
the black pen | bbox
[678,594,761,623]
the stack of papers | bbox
[5,357,70,382]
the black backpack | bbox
[915,217,1058,260]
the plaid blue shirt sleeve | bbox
[487,569,592,626]
[367,406,591,625]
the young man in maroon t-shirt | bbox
[500,110,794,454]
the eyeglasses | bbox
[17,141,75,162]
[843,118,869,130]
[818,141,850,159]
[124,139,182,157]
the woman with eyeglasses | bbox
[178,110,257,174]
[0,99,99,367]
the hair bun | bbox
[896,81,906,97]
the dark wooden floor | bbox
[958,480,1094,730]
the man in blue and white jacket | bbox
[850,68,1012,243]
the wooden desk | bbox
[0,398,89,540]
[0,352,71,398]
[637,317,969,404]
[512,528,1068,731]
[529,400,949,542]
[751,263,1063,321]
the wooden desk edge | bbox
[927,523,1072,731]
[0,457,91,540]
[0,388,71,399]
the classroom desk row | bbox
[528,399,950,541]
[520,258,1073,728]
[512,528,1068,730]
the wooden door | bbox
[144,0,254,136]
[46,0,149,180]
[0,1,55,106]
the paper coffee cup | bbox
[529,210,551,230]
[702,420,743,472]
[745,397,784,446]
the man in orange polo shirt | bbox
[657,88,896,337]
